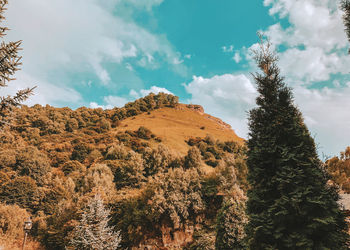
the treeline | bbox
[12,92,178,136]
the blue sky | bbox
[3,0,350,157]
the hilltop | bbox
[118,103,243,155]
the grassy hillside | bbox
[118,104,243,155]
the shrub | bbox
[184,147,202,170]
[136,126,152,140]
[14,146,51,183]
[62,161,86,176]
[71,143,92,163]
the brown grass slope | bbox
[117,104,244,155]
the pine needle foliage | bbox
[245,35,349,249]
[0,0,34,128]
[341,0,350,53]
[70,194,121,250]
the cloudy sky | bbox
[2,0,350,157]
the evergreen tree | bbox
[70,194,121,250]
[246,36,349,249]
[0,0,34,128]
[341,0,350,52]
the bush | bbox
[71,143,92,163]
[62,161,86,176]
[136,126,152,140]
[184,147,202,170]
[15,146,51,182]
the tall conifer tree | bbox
[246,36,349,249]
[0,0,34,128]
[341,0,350,52]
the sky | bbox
[2,0,350,158]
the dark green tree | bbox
[0,0,34,128]
[245,36,349,249]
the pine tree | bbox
[341,0,350,52]
[245,35,349,249]
[0,0,34,128]
[70,194,121,250]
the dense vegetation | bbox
[0,92,248,249]
[0,0,349,249]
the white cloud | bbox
[140,86,173,97]
[90,85,173,109]
[222,45,235,53]
[4,72,82,107]
[121,0,164,10]
[233,51,242,63]
[184,74,257,137]
[294,84,350,157]
[259,0,349,84]
[4,0,182,104]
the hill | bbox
[0,93,248,249]
[118,104,243,155]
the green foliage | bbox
[112,193,155,248]
[106,151,145,188]
[246,36,349,249]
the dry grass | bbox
[117,105,244,155]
